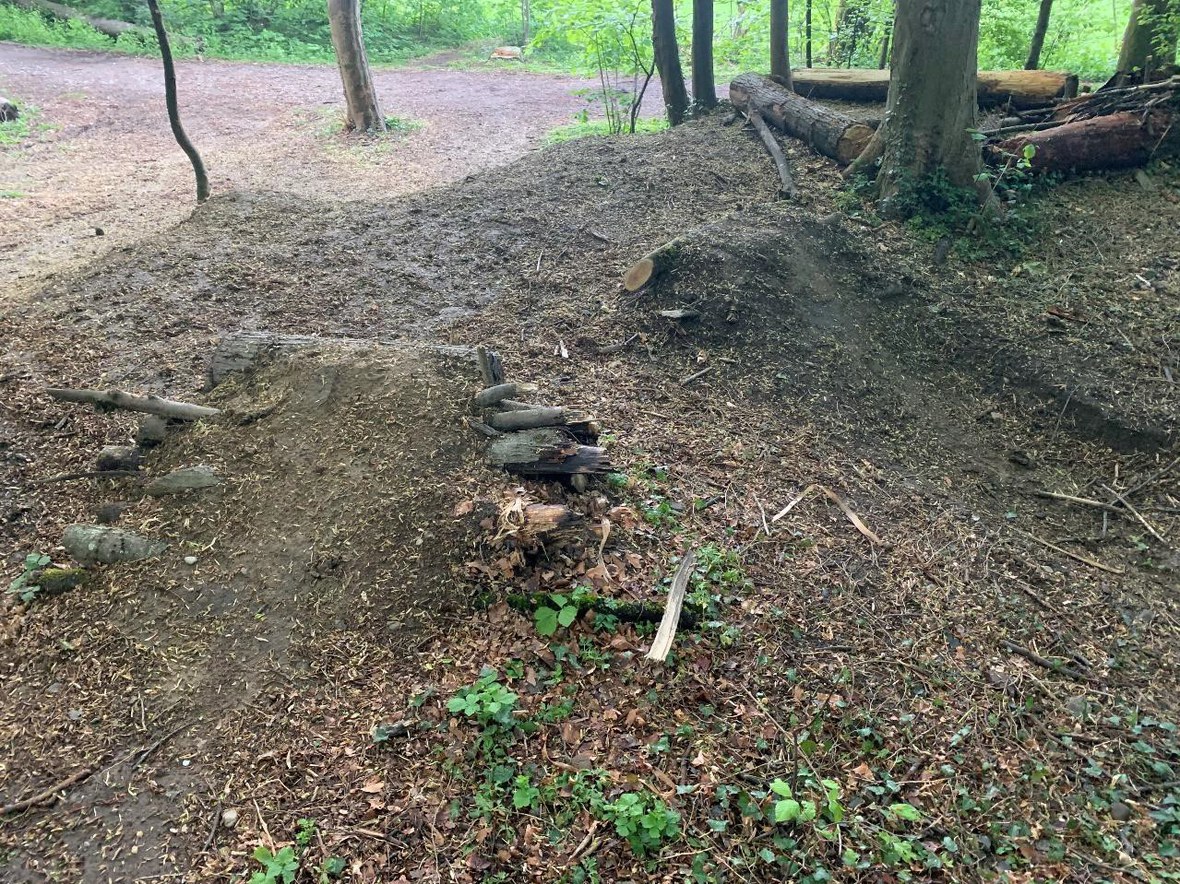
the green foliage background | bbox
[0,0,1152,80]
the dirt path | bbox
[0,44,599,300]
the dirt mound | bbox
[0,345,498,881]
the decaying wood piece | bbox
[646,551,697,663]
[497,501,583,541]
[487,428,610,476]
[96,445,142,473]
[48,388,219,421]
[730,73,875,164]
[207,331,480,388]
[787,67,1077,108]
[473,383,538,408]
[488,407,580,432]
[62,524,168,565]
[145,466,222,497]
[29,567,88,597]
[747,108,799,199]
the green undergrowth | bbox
[544,116,668,145]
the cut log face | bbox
[730,73,875,164]
[788,67,1078,108]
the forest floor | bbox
[1,45,1179,884]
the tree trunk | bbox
[146,0,209,203]
[770,0,793,88]
[692,0,717,110]
[849,0,984,212]
[1025,0,1054,69]
[805,0,813,67]
[1117,0,1178,82]
[521,0,530,44]
[328,0,386,132]
[878,23,891,68]
[730,73,876,163]
[652,0,691,124]
[788,67,1075,107]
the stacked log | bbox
[994,76,1180,173]
[472,350,609,485]
[786,68,1077,108]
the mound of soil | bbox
[0,346,500,881]
[2,114,1177,882]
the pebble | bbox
[184,556,198,566]
[221,808,239,829]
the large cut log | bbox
[487,428,610,476]
[208,331,477,388]
[48,388,220,420]
[730,73,875,163]
[15,0,145,38]
[788,67,1077,108]
[998,109,1180,173]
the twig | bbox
[746,108,799,199]
[681,365,713,386]
[1035,490,1122,513]
[31,469,141,486]
[1102,483,1168,544]
[131,722,190,769]
[1002,640,1090,682]
[201,800,222,854]
[770,483,882,544]
[1,765,99,815]
[1016,530,1124,575]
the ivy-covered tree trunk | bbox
[770,0,793,88]
[328,0,385,133]
[692,0,717,110]
[1117,0,1179,82]
[652,0,690,124]
[850,0,983,215]
[1024,0,1053,69]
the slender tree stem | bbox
[146,0,209,203]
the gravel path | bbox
[0,44,601,299]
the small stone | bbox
[221,808,239,829]
[1064,695,1089,718]
[1110,801,1132,822]
[183,556,198,566]
[68,708,83,721]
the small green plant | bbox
[447,670,519,728]
[544,115,667,144]
[7,553,50,603]
[535,593,580,637]
[295,817,317,849]
[512,774,542,810]
[597,790,680,856]
[249,845,298,884]
[318,856,346,883]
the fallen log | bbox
[488,407,581,432]
[730,73,875,164]
[623,237,689,292]
[15,0,145,38]
[473,382,538,408]
[487,428,610,476]
[997,109,1180,173]
[788,67,1077,108]
[47,388,220,421]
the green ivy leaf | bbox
[769,779,792,798]
[889,802,923,822]
[535,606,559,636]
[774,798,802,823]
[557,605,578,627]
